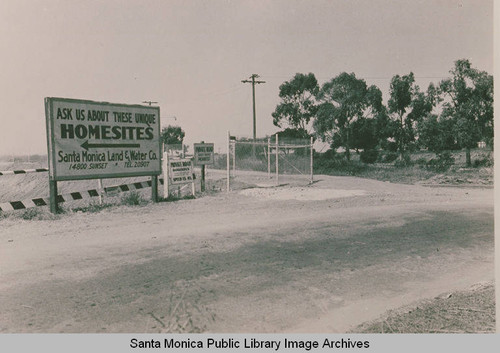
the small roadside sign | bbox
[194,143,214,165]
[169,158,194,185]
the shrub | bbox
[121,191,146,206]
[314,157,368,175]
[381,152,398,163]
[416,157,427,166]
[394,154,413,168]
[360,149,379,164]
[426,151,455,172]
[321,149,338,160]
[473,155,493,168]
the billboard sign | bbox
[45,97,161,181]
[194,143,214,165]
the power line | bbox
[259,74,449,81]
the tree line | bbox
[271,59,493,167]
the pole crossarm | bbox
[241,80,266,84]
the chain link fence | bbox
[225,134,313,190]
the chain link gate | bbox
[226,132,313,191]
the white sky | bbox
[0,0,493,156]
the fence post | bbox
[200,140,206,192]
[191,160,196,196]
[49,179,58,213]
[227,131,230,192]
[267,137,271,179]
[97,179,103,205]
[232,139,236,175]
[310,136,314,184]
[275,133,279,186]
[163,152,170,199]
[151,175,158,202]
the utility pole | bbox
[242,74,265,156]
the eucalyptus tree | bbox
[438,59,493,166]
[314,72,384,161]
[272,73,319,132]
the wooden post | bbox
[151,175,158,202]
[275,133,279,186]
[310,136,314,184]
[163,152,170,199]
[97,179,103,205]
[200,141,206,192]
[267,137,271,179]
[227,131,230,192]
[232,141,236,175]
[49,179,58,213]
[191,160,196,196]
[201,164,206,192]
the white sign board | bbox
[45,97,161,181]
[194,143,214,165]
[169,158,194,185]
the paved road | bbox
[0,175,494,332]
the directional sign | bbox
[45,97,161,181]
[194,143,214,165]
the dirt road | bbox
[0,173,494,333]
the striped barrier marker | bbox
[0,178,164,212]
[0,168,49,176]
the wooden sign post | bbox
[194,141,214,192]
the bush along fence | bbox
[0,178,164,213]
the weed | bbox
[72,202,114,213]
[17,208,61,221]
[20,208,43,220]
[160,194,196,202]
[426,152,455,172]
[121,191,147,206]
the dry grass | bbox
[315,149,493,186]
[351,282,495,333]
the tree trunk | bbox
[466,147,471,167]
[399,113,404,161]
[345,127,351,161]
